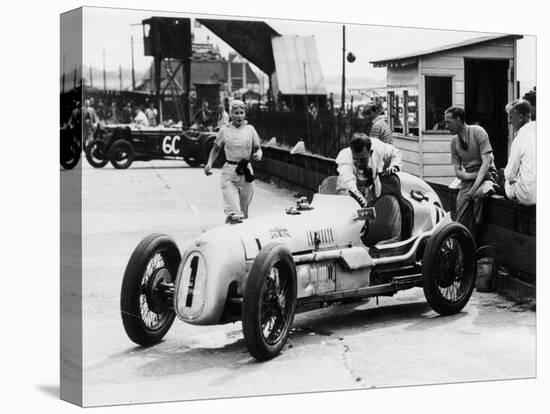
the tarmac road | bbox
[67,159,535,407]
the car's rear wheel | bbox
[109,139,135,169]
[120,234,181,346]
[422,222,475,315]
[242,243,297,361]
[85,139,109,168]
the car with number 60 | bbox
[85,124,224,169]
[120,172,477,361]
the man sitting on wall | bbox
[496,99,536,206]
[335,132,403,245]
[445,106,498,243]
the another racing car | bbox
[85,124,222,169]
[120,172,476,361]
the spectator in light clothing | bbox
[133,106,148,127]
[217,104,230,128]
[145,102,158,126]
[498,99,536,205]
[362,101,393,144]
[204,100,263,222]
[82,99,98,145]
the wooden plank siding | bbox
[423,140,451,152]
[401,161,421,176]
[385,38,518,186]
[387,65,418,88]
[446,47,514,60]
[400,148,420,164]
[391,136,419,152]
[421,56,463,70]
[423,152,452,164]
[423,164,455,177]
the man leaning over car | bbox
[335,132,403,245]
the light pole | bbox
[341,25,356,112]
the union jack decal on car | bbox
[269,226,291,239]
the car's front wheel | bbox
[422,222,475,315]
[120,234,181,346]
[242,243,297,361]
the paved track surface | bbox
[64,159,535,407]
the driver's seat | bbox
[361,194,402,247]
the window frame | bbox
[423,74,455,133]
[387,88,419,138]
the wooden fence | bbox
[247,109,367,159]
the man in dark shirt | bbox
[193,100,213,128]
[121,102,133,124]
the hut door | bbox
[464,59,509,169]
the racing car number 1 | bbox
[162,135,181,155]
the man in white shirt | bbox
[336,132,402,205]
[133,106,148,127]
[499,99,536,205]
[335,133,403,245]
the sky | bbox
[76,7,536,95]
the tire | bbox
[120,234,181,346]
[60,150,80,170]
[60,129,81,169]
[422,222,476,315]
[242,243,297,361]
[109,139,135,169]
[85,139,109,168]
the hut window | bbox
[425,76,452,131]
[387,89,419,137]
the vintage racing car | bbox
[120,172,476,361]
[85,124,223,169]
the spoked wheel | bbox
[120,234,181,346]
[109,139,135,169]
[85,139,108,168]
[422,222,475,315]
[242,243,297,361]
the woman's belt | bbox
[227,159,254,182]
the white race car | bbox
[120,172,476,360]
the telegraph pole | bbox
[119,65,123,91]
[131,36,136,90]
[62,54,66,93]
[89,63,93,88]
[341,25,346,110]
[102,49,107,91]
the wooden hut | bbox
[371,34,523,185]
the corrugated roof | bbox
[370,34,523,67]
[272,35,327,95]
